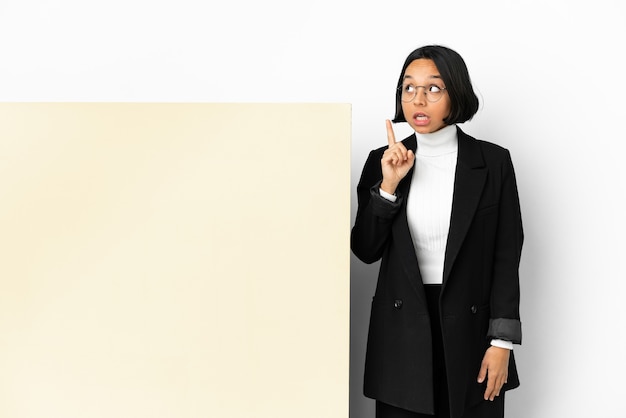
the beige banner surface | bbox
[0,103,351,418]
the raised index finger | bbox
[386,119,396,147]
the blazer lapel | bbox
[442,128,487,286]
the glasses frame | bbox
[399,84,448,103]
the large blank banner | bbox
[0,103,351,418]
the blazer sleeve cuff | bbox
[487,318,522,344]
[369,181,402,220]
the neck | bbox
[415,124,458,156]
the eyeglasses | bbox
[399,83,447,103]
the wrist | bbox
[490,339,513,350]
[380,180,398,195]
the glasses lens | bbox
[400,85,415,103]
[426,85,446,102]
[426,91,442,102]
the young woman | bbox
[351,45,523,418]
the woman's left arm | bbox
[479,149,524,400]
[487,149,523,344]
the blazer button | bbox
[470,305,477,314]
[394,299,403,309]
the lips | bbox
[412,112,430,126]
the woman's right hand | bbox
[380,119,415,195]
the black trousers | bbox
[375,285,505,418]
[376,397,504,418]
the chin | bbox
[413,126,435,134]
[414,124,445,134]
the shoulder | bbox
[457,127,513,164]
[458,128,508,152]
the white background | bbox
[1,1,625,417]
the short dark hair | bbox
[392,45,479,125]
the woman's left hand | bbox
[477,346,510,401]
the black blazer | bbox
[351,127,523,418]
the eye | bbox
[428,85,443,93]
[403,84,416,93]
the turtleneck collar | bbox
[414,124,458,157]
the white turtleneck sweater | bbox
[406,124,458,285]
[379,124,513,350]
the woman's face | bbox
[401,58,451,134]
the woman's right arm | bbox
[351,149,407,263]
[351,120,415,263]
